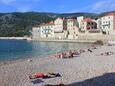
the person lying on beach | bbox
[91,45,97,49]
[100,52,114,56]
[60,52,67,58]
[72,50,80,56]
[55,50,80,59]
[79,49,85,53]
[64,51,73,58]
[96,51,114,56]
[56,51,73,59]
[61,50,80,58]
[55,52,66,58]
[54,53,62,58]
[29,72,61,79]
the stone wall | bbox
[78,34,115,42]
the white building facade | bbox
[40,24,55,38]
[32,23,55,39]
[100,13,115,35]
[77,16,84,29]
[54,18,67,39]
[66,19,79,39]
[54,18,65,32]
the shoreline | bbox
[0,37,96,43]
[0,37,31,40]
[0,36,111,44]
[31,39,96,43]
[0,55,49,67]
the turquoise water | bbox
[0,39,92,61]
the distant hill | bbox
[0,11,114,37]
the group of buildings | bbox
[32,12,115,40]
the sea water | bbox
[0,39,92,61]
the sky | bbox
[0,0,115,13]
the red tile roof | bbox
[82,18,94,22]
[106,12,115,16]
[48,21,54,24]
[61,18,65,21]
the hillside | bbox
[0,11,114,37]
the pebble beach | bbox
[0,45,115,86]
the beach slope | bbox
[0,46,115,86]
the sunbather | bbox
[91,45,97,49]
[55,53,62,58]
[79,49,85,53]
[61,52,67,58]
[29,72,61,79]
[105,52,114,56]
[99,52,114,56]
[73,50,80,55]
[103,52,114,56]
